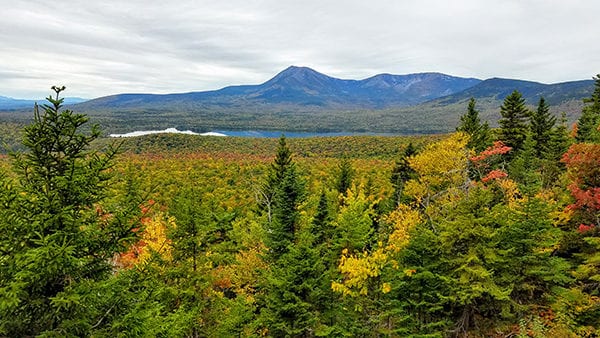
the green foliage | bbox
[457,97,491,152]
[335,157,354,196]
[390,142,417,207]
[3,82,600,336]
[530,97,557,157]
[576,74,600,143]
[0,87,142,336]
[498,90,530,154]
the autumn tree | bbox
[0,87,143,335]
[457,98,491,152]
[498,90,530,154]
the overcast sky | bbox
[2,0,599,99]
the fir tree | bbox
[390,143,417,207]
[576,74,600,143]
[498,90,530,154]
[457,98,491,152]
[258,135,294,224]
[335,157,354,196]
[0,87,142,335]
[529,97,556,157]
[264,135,305,260]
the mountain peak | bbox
[269,65,330,82]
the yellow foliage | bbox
[404,269,417,277]
[137,212,175,263]
[382,282,392,294]
[405,133,470,203]
[221,244,269,296]
[333,248,388,297]
[496,178,520,207]
[116,211,174,269]
[383,204,421,253]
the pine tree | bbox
[530,97,556,157]
[457,98,491,152]
[576,74,600,143]
[498,90,530,154]
[0,87,142,335]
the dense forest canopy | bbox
[1,76,600,336]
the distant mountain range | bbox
[76,66,482,111]
[0,66,595,134]
[0,96,87,110]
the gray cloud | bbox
[1,0,599,98]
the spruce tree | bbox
[335,157,354,196]
[0,87,142,335]
[264,135,304,259]
[576,74,600,143]
[498,90,530,154]
[390,143,417,207]
[457,98,491,152]
[530,97,556,157]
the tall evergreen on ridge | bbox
[530,97,556,157]
[576,74,600,143]
[498,90,530,154]
[264,135,304,260]
[259,136,329,337]
[456,97,491,152]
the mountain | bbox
[1,67,595,135]
[76,66,482,111]
[0,96,87,110]
[434,77,594,106]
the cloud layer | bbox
[2,0,599,98]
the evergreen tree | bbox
[457,98,491,152]
[508,132,541,193]
[530,97,556,157]
[269,164,305,259]
[498,90,530,154]
[312,190,333,247]
[390,143,417,207]
[576,74,600,143]
[259,135,294,224]
[0,87,142,335]
[335,157,354,196]
[539,113,571,187]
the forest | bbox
[1,76,600,337]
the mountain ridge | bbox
[0,66,595,135]
[74,66,483,110]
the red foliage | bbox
[562,144,600,213]
[470,141,512,163]
[481,169,508,183]
[567,184,600,211]
[578,224,595,233]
